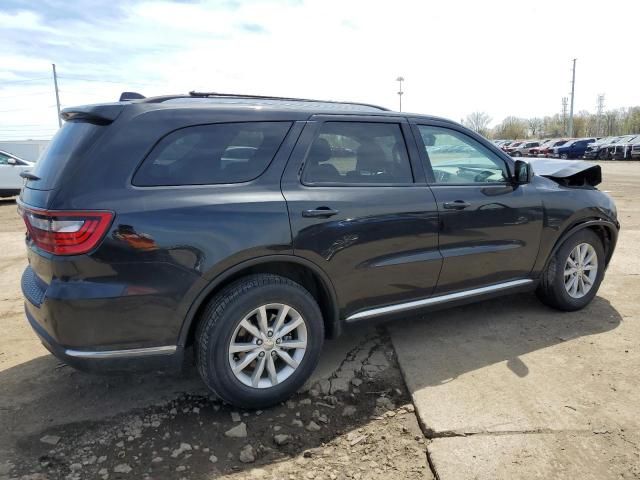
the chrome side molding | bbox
[65,345,177,359]
[345,279,534,322]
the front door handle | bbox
[302,207,339,218]
[443,200,471,210]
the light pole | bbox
[568,59,576,137]
[396,76,404,112]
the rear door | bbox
[411,120,543,294]
[281,115,441,318]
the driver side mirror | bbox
[513,159,532,184]
[7,157,16,165]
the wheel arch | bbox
[543,218,618,272]
[178,255,341,347]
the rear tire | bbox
[195,274,324,409]
[536,229,605,311]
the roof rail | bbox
[140,91,389,111]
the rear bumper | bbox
[22,264,185,372]
[25,305,184,372]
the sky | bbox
[0,0,639,140]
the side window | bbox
[302,122,413,185]
[418,126,509,185]
[0,153,9,165]
[133,122,292,186]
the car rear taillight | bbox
[18,205,113,255]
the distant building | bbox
[0,140,50,162]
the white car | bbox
[0,150,35,198]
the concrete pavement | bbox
[391,163,640,479]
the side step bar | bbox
[65,345,177,359]
[345,279,534,323]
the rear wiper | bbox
[20,172,40,181]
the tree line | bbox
[462,107,640,140]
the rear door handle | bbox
[302,207,339,218]
[443,200,471,210]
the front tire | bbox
[536,229,605,311]
[195,274,324,409]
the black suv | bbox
[19,93,619,408]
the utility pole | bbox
[561,97,568,134]
[596,94,605,136]
[568,58,576,137]
[396,76,404,112]
[52,63,61,128]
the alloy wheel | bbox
[228,303,307,388]
[564,243,598,299]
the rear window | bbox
[28,121,102,190]
[133,122,292,186]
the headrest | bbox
[307,138,332,165]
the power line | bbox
[0,105,57,113]
[0,90,52,99]
[58,74,154,87]
[0,128,59,132]
[0,123,60,130]
[0,77,50,86]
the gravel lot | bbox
[1,162,638,479]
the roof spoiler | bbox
[60,103,124,125]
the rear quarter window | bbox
[28,121,103,190]
[133,122,292,186]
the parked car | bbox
[553,138,597,159]
[0,150,35,197]
[510,140,540,156]
[609,135,638,160]
[538,139,568,157]
[19,92,619,408]
[631,137,640,159]
[583,137,619,160]
[502,141,521,152]
[531,139,564,157]
[527,140,550,157]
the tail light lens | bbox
[18,205,113,255]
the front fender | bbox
[533,216,619,277]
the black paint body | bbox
[19,99,619,371]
